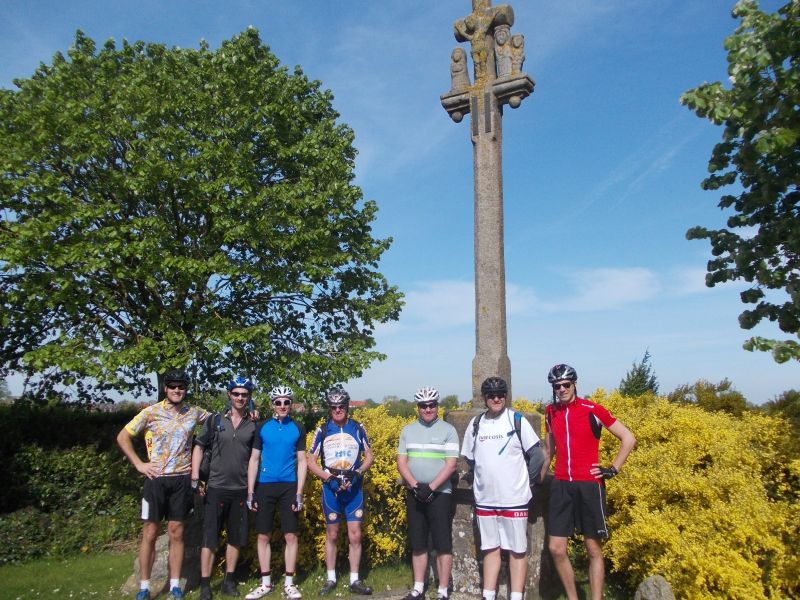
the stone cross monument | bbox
[441,0,534,404]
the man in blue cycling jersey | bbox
[307,386,374,596]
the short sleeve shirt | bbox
[545,397,617,482]
[310,418,370,472]
[124,400,209,476]
[398,418,460,493]
[254,416,306,483]
[195,412,257,490]
[460,408,540,507]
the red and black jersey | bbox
[545,397,616,482]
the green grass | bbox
[0,551,135,599]
[0,553,413,600]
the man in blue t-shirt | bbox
[307,386,374,596]
[245,386,307,600]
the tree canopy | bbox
[0,29,403,402]
[680,0,800,363]
[618,349,659,397]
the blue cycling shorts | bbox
[321,483,364,524]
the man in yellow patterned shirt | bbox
[117,369,209,600]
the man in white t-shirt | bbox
[460,377,547,600]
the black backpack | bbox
[198,412,223,482]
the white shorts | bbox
[476,505,528,554]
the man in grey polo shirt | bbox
[396,387,460,600]
[191,376,258,600]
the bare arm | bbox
[607,420,636,472]
[295,450,307,495]
[247,448,261,496]
[396,454,416,488]
[191,444,203,481]
[117,428,159,479]
[306,448,331,481]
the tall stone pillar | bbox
[440,0,534,404]
[441,3,549,597]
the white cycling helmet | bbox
[269,385,294,401]
[413,386,440,404]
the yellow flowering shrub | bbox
[594,390,798,599]
[298,405,415,569]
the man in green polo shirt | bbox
[396,387,460,600]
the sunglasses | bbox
[230,391,250,398]
[331,405,347,411]
[418,402,438,410]
[485,394,506,400]
[272,399,292,407]
[166,384,187,390]
[553,382,573,390]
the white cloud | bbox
[545,267,661,311]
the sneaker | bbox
[283,584,302,599]
[221,575,240,597]
[402,591,422,600]
[199,586,213,600]
[349,581,372,596]
[245,583,274,600]
[319,580,337,596]
[168,588,185,600]
[135,591,151,600]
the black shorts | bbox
[202,488,249,549]
[141,474,193,523]
[255,482,298,535]
[406,490,454,553]
[548,479,608,539]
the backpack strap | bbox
[470,411,486,457]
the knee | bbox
[548,540,568,560]
[585,540,604,561]
[167,524,183,541]
[285,533,298,546]
[142,525,158,544]
[349,529,362,545]
[326,528,339,543]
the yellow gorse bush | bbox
[596,389,798,599]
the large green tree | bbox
[681,0,800,363]
[0,30,402,402]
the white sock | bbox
[350,572,359,584]
[327,570,337,582]
[510,593,523,600]
[483,590,496,600]
[414,581,425,594]
[438,587,449,598]
[170,579,180,590]
[139,580,151,591]
[262,575,272,586]
[285,575,294,587]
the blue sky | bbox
[2,0,796,404]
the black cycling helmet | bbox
[547,364,577,384]
[480,376,508,397]
[326,385,350,409]
[163,369,190,385]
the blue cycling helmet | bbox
[227,375,255,392]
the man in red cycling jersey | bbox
[543,364,635,600]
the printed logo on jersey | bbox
[323,433,361,470]
[478,433,507,442]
